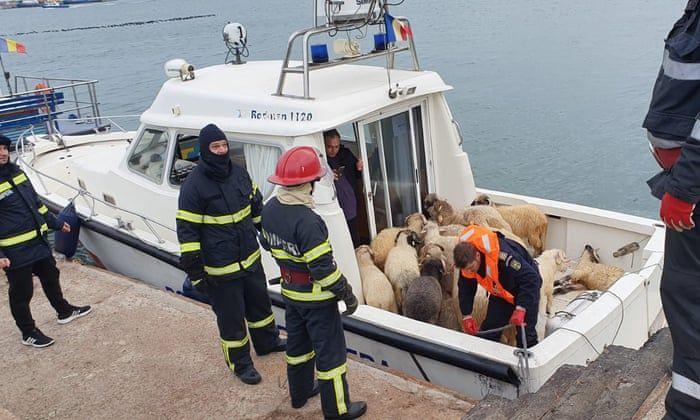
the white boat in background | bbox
[15,0,665,400]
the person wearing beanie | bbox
[0,134,91,348]
[176,123,286,385]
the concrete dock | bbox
[0,261,474,419]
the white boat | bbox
[15,1,665,400]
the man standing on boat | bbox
[260,146,367,419]
[453,224,541,348]
[0,134,91,348]
[644,2,700,417]
[176,124,286,385]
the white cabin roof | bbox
[140,60,452,137]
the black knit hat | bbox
[0,134,10,148]
[199,124,227,151]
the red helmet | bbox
[268,146,327,186]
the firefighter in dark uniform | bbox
[454,225,542,348]
[644,2,700,417]
[260,146,367,419]
[0,134,91,348]
[176,124,285,385]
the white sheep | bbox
[383,230,422,312]
[555,245,625,292]
[355,246,398,314]
[534,249,569,341]
[369,212,425,270]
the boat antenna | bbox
[223,22,249,65]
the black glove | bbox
[342,288,358,316]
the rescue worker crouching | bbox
[454,225,542,348]
[176,124,285,385]
[260,146,367,419]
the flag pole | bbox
[0,53,13,96]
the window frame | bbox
[126,125,171,185]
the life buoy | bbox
[34,83,54,115]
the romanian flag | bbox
[384,13,413,43]
[0,37,26,54]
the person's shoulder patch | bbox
[509,260,522,271]
[499,251,509,261]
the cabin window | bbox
[170,131,281,199]
[128,128,169,183]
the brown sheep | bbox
[555,245,625,293]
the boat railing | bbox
[16,126,175,246]
[275,16,420,99]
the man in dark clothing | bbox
[0,134,91,348]
[644,2,700,417]
[454,225,541,348]
[176,124,285,385]
[324,130,363,247]
[261,146,367,419]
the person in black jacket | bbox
[176,124,285,385]
[0,134,91,348]
[261,146,367,419]
[454,225,541,348]
[644,2,700,417]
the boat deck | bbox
[0,261,474,419]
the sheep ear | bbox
[438,214,444,224]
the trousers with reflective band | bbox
[208,267,280,373]
[284,302,350,417]
[459,225,515,304]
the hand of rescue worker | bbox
[191,277,210,296]
[61,222,71,233]
[342,293,358,316]
[461,316,478,335]
[0,258,10,269]
[660,193,696,232]
[510,306,527,327]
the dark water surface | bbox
[0,0,687,218]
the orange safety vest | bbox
[459,225,515,304]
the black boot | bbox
[258,338,287,356]
[291,381,320,409]
[235,365,262,385]
[326,401,367,419]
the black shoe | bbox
[325,401,367,419]
[235,366,262,385]
[291,381,321,409]
[257,338,287,356]
[21,329,55,348]
[58,305,92,324]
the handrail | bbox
[16,127,175,246]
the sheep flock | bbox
[355,193,627,347]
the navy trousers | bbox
[479,295,539,348]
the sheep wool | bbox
[383,230,421,311]
[355,246,398,313]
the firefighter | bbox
[176,124,285,385]
[260,146,367,419]
[0,134,91,348]
[453,225,542,348]
[644,2,700,417]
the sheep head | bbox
[419,243,445,263]
[582,245,601,264]
[420,257,446,283]
[405,212,427,232]
[355,245,374,262]
[423,193,440,217]
[471,193,493,206]
[396,229,423,249]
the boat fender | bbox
[54,201,81,258]
[546,291,601,336]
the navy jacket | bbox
[645,1,700,204]
[0,163,61,269]
[176,163,263,282]
[260,197,351,307]
[458,234,542,315]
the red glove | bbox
[660,193,696,232]
[510,307,527,327]
[461,316,478,335]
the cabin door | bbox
[358,105,428,237]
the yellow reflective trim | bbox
[204,249,261,276]
[317,267,341,287]
[281,282,336,302]
[317,363,348,415]
[179,242,201,253]
[285,351,316,366]
[271,248,306,263]
[0,223,48,247]
[221,335,249,349]
[304,240,332,262]
[38,205,48,215]
[247,313,275,329]
[12,173,27,186]
[0,182,11,194]
[252,216,261,224]
[176,209,203,224]
[202,205,251,225]
[191,278,202,286]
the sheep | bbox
[439,224,467,237]
[383,230,422,312]
[534,249,569,341]
[472,193,549,256]
[402,258,445,323]
[355,246,398,313]
[554,245,625,293]
[424,193,513,232]
[369,212,425,270]
[438,297,462,332]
